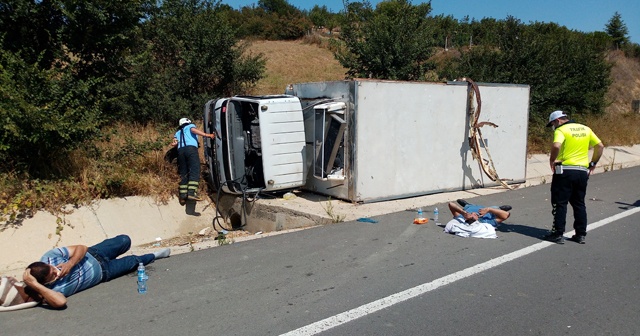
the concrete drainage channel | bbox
[214,192,332,235]
[129,193,333,268]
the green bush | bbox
[0,48,104,177]
[335,0,436,80]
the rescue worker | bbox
[172,118,216,205]
[544,110,604,244]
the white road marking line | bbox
[280,207,640,336]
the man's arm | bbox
[479,207,510,223]
[22,269,67,309]
[447,202,465,217]
[190,127,216,139]
[589,142,605,175]
[56,245,88,278]
[549,142,562,173]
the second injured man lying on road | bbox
[443,199,512,239]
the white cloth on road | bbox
[443,218,497,239]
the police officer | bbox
[172,118,216,205]
[544,111,604,244]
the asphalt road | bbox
[2,166,639,336]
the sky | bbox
[220,0,640,44]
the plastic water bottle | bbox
[137,263,147,294]
[417,207,424,220]
[434,207,439,223]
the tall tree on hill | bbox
[309,4,340,33]
[309,4,330,28]
[231,0,309,39]
[258,0,296,16]
[605,11,629,50]
[334,0,436,80]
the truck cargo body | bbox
[285,79,530,203]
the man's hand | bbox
[22,268,37,286]
[22,268,67,308]
[63,245,88,277]
[55,262,73,278]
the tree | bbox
[230,0,310,40]
[258,0,296,16]
[309,4,330,28]
[58,0,154,81]
[0,0,65,69]
[334,0,436,80]
[109,0,266,123]
[440,18,611,143]
[0,0,149,176]
[605,11,629,50]
[0,0,152,81]
[0,46,104,176]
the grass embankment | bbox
[592,51,640,144]
[1,40,639,226]
[245,38,347,94]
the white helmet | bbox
[178,117,192,126]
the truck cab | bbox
[203,95,306,195]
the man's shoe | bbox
[179,198,186,206]
[568,235,586,244]
[499,205,512,211]
[456,199,470,207]
[543,232,565,244]
[186,195,203,201]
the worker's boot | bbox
[186,181,203,201]
[179,184,188,205]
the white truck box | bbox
[285,79,530,203]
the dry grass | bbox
[245,39,347,95]
[606,50,640,115]
[585,112,640,146]
[83,123,178,202]
[0,122,191,226]
[585,50,640,148]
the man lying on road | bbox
[20,234,170,309]
[443,199,511,238]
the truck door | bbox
[313,102,346,180]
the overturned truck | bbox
[203,79,530,203]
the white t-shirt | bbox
[444,217,497,239]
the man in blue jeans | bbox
[22,234,170,308]
[172,117,216,205]
[443,200,512,239]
